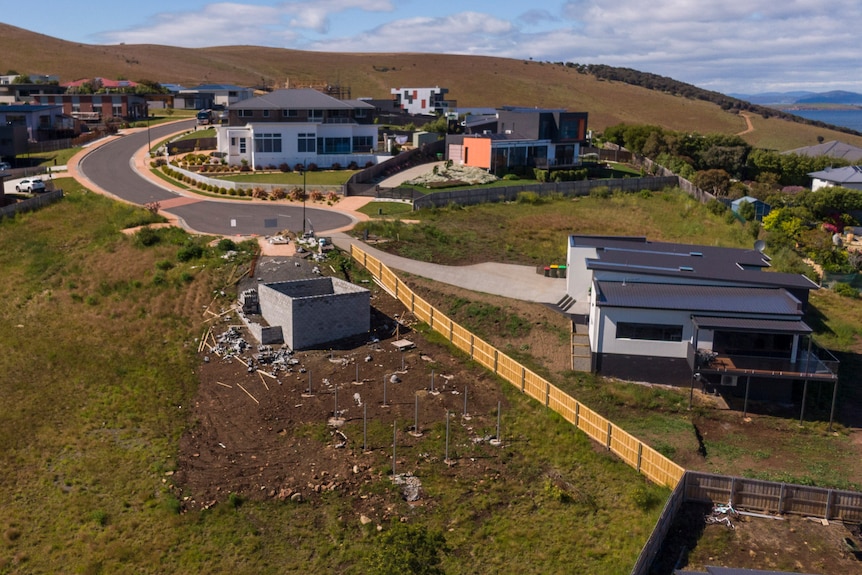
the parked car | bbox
[0,161,11,171]
[16,178,46,193]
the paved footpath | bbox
[65,127,566,305]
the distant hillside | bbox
[2,22,862,149]
[732,90,862,106]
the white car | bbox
[16,178,46,193]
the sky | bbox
[5,0,862,95]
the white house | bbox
[565,236,837,403]
[390,86,454,116]
[215,88,379,170]
[808,165,862,191]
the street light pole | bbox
[302,160,307,236]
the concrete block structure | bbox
[258,277,370,350]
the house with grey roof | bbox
[808,165,862,191]
[215,88,379,170]
[566,236,838,406]
[784,139,862,163]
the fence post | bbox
[575,402,580,428]
[521,366,526,393]
[429,307,434,329]
[778,483,785,514]
[411,292,415,312]
[395,278,398,298]
[730,477,736,506]
[470,334,474,358]
[545,382,550,407]
[449,319,453,343]
[606,422,612,450]
[825,489,834,520]
[494,350,498,374]
[637,442,643,473]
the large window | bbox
[319,137,350,154]
[298,132,316,153]
[239,109,253,118]
[254,133,282,153]
[309,109,323,122]
[616,322,683,342]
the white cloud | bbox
[79,0,862,93]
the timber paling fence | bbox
[348,244,862,575]
[350,244,685,488]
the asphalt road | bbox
[76,120,353,236]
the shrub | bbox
[294,163,305,173]
[306,162,318,172]
[155,260,174,271]
[833,282,859,298]
[516,191,542,205]
[135,227,161,247]
[279,163,292,173]
[271,187,286,200]
[348,161,359,170]
[326,191,340,203]
[331,162,342,171]
[502,173,520,180]
[217,238,237,252]
[177,244,204,262]
[589,186,611,199]
[309,190,324,202]
[706,199,727,215]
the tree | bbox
[370,522,449,575]
[693,169,731,197]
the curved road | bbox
[75,121,566,304]
[77,120,353,236]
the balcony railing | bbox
[688,344,839,381]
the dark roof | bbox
[232,88,373,111]
[595,282,804,316]
[0,104,63,112]
[691,316,812,334]
[571,235,817,291]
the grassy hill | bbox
[3,23,862,150]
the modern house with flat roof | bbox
[215,88,379,170]
[390,86,455,116]
[446,107,589,174]
[565,236,838,406]
[174,84,255,110]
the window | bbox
[112,105,123,117]
[319,137,350,154]
[355,108,367,118]
[297,132,315,153]
[262,110,270,118]
[239,109,253,118]
[239,138,246,154]
[254,133,282,153]
[616,322,683,342]
[282,109,298,118]
[352,135,373,150]
[309,109,323,122]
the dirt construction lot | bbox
[172,260,508,521]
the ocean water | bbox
[785,109,862,133]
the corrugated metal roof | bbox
[595,281,803,316]
[692,316,812,334]
[232,88,360,110]
[571,235,817,290]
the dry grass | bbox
[4,23,862,150]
